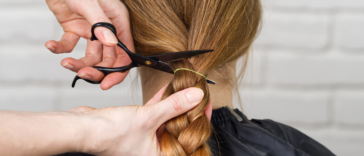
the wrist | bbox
[79,112,113,154]
[63,111,97,153]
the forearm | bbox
[0,110,88,156]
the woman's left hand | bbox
[71,86,211,156]
[0,86,210,156]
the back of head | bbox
[122,0,262,155]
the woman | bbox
[48,0,335,155]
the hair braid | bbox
[160,60,211,156]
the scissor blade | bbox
[149,61,174,74]
[149,49,214,62]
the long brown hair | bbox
[122,0,262,155]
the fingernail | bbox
[62,63,74,70]
[46,45,55,52]
[78,73,91,80]
[186,88,204,103]
[103,30,118,44]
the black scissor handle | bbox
[72,76,100,88]
[72,22,136,88]
[93,63,138,75]
[90,22,133,54]
[71,63,138,88]
[90,22,117,41]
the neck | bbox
[139,62,235,110]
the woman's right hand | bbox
[45,0,134,90]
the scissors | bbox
[71,22,215,88]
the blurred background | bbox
[0,0,363,155]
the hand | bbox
[45,0,134,90]
[70,86,212,156]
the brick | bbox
[255,12,329,49]
[0,44,93,82]
[334,90,364,125]
[267,53,364,86]
[0,9,57,44]
[58,79,142,111]
[335,13,364,50]
[298,128,364,156]
[239,88,329,124]
[0,0,42,4]
[266,0,364,9]
[0,50,77,83]
[0,86,56,112]
[321,139,364,156]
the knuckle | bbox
[103,56,115,62]
[169,96,183,112]
[69,106,88,112]
[138,106,159,130]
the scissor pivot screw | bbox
[145,61,152,66]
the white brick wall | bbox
[0,1,363,155]
[335,13,364,50]
[0,9,57,43]
[241,88,330,124]
[267,0,364,9]
[0,85,56,112]
[267,52,364,86]
[255,12,329,49]
[335,90,364,126]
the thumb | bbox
[93,27,118,47]
[146,87,204,128]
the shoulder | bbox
[251,119,335,156]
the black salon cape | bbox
[56,107,335,156]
